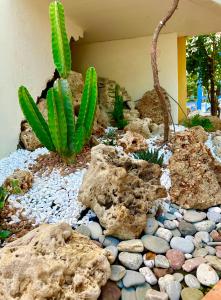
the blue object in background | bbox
[197,79,203,110]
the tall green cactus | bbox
[18,0,97,163]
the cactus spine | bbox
[18,0,97,163]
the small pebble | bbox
[122,270,145,288]
[192,248,208,258]
[164,220,177,230]
[155,227,173,242]
[173,273,184,282]
[88,222,102,240]
[75,224,91,237]
[121,287,136,300]
[142,235,170,254]
[155,255,170,269]
[183,211,206,223]
[181,288,204,300]
[139,267,157,285]
[117,239,144,253]
[119,252,143,270]
[194,220,216,233]
[135,283,151,300]
[182,257,206,272]
[178,220,196,236]
[170,237,194,254]
[207,211,221,223]
[196,263,219,286]
[184,274,201,289]
[166,249,185,270]
[146,289,168,300]
[165,280,182,300]
[145,215,158,235]
[110,265,126,281]
[105,245,118,264]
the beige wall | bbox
[73,33,178,122]
[0,0,83,158]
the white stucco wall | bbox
[0,0,83,158]
[73,33,178,123]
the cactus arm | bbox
[60,79,75,155]
[75,127,86,154]
[18,86,55,151]
[76,67,97,138]
[47,79,68,154]
[49,0,71,79]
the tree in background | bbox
[186,34,221,116]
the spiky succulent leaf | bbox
[49,0,71,78]
[76,67,98,141]
[18,86,55,151]
[133,149,164,166]
[47,79,68,154]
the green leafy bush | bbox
[111,85,128,130]
[18,1,97,163]
[133,149,164,166]
[183,114,215,132]
[0,187,10,240]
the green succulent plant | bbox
[183,114,215,132]
[18,0,97,163]
[133,149,164,166]
[111,84,128,130]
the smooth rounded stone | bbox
[164,220,177,230]
[121,287,136,300]
[117,239,144,253]
[208,207,221,214]
[143,253,155,268]
[154,255,170,269]
[173,273,184,283]
[164,212,176,220]
[205,245,216,255]
[158,274,174,292]
[145,216,159,235]
[182,257,206,272]
[194,220,216,233]
[165,280,182,300]
[145,289,168,300]
[99,235,120,247]
[174,212,183,220]
[170,237,194,254]
[105,245,118,264]
[99,280,121,300]
[139,267,157,285]
[155,228,173,242]
[184,274,201,289]
[192,248,208,258]
[123,270,145,288]
[185,253,192,259]
[153,267,173,278]
[205,255,221,271]
[178,220,197,236]
[207,211,221,223]
[184,211,206,223]
[110,265,126,281]
[75,224,91,237]
[171,228,181,237]
[116,280,124,289]
[166,249,185,270]
[88,222,103,240]
[142,235,170,254]
[196,263,219,286]
[195,231,211,244]
[181,288,204,300]
[210,230,221,242]
[136,283,151,300]
[119,252,143,270]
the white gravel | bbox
[205,134,221,163]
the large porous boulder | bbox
[136,88,171,124]
[169,126,221,209]
[117,131,147,153]
[0,223,110,300]
[78,144,167,240]
[125,117,164,138]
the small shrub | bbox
[133,149,164,166]
[102,128,117,146]
[0,187,10,240]
[111,85,128,130]
[183,114,214,132]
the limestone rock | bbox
[78,144,166,240]
[136,88,171,125]
[169,127,221,209]
[4,169,33,194]
[0,223,110,300]
[117,131,147,153]
[124,117,163,138]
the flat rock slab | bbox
[141,235,170,254]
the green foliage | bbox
[133,149,164,166]
[18,1,97,163]
[187,34,221,116]
[6,179,22,195]
[0,186,10,240]
[102,128,117,146]
[183,114,215,132]
[111,85,128,130]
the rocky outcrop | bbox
[169,126,221,209]
[4,169,33,194]
[125,117,164,138]
[0,223,110,300]
[78,144,167,240]
[136,88,171,124]
[117,131,147,153]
